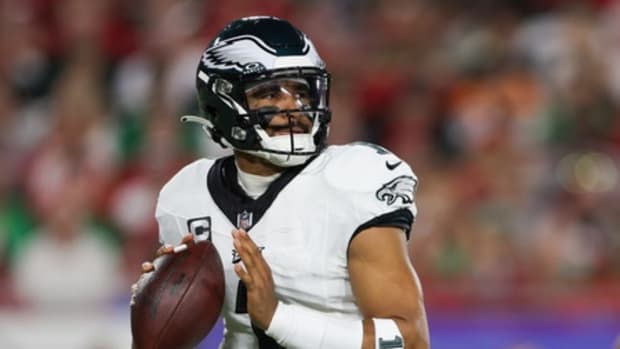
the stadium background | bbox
[0,0,619,348]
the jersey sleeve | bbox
[325,143,419,241]
[155,159,213,246]
[155,203,187,246]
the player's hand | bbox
[140,234,196,272]
[130,234,196,305]
[232,228,277,330]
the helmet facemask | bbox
[238,69,330,166]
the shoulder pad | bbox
[156,158,214,246]
[158,158,214,206]
[324,143,418,202]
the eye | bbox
[294,90,309,100]
[290,84,310,101]
[250,86,281,100]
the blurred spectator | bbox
[106,100,192,288]
[12,174,120,309]
[23,45,119,220]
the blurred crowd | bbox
[1,0,619,326]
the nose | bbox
[270,93,309,123]
[275,92,304,111]
[266,102,312,133]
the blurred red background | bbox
[0,0,619,348]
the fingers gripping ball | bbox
[131,240,225,349]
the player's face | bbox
[245,78,313,136]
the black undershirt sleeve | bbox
[350,208,414,245]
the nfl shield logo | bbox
[237,210,253,230]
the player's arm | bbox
[233,226,429,349]
[348,226,429,349]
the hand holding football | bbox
[131,238,225,349]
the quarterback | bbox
[144,16,429,349]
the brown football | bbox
[131,240,225,349]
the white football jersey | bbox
[155,142,418,349]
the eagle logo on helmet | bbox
[376,176,417,205]
[202,35,290,72]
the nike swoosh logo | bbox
[385,160,402,170]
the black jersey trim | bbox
[251,322,285,349]
[206,156,309,231]
[350,208,414,245]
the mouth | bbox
[267,125,309,135]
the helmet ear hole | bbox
[202,106,226,146]
[207,126,226,148]
[205,106,218,120]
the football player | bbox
[141,16,429,349]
